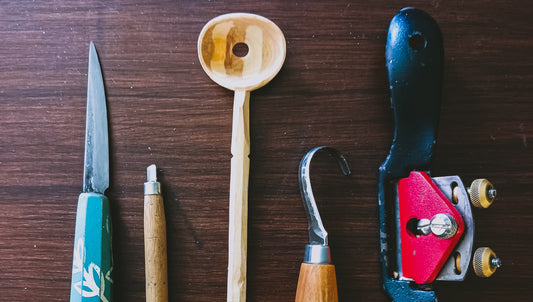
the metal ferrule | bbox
[303,244,331,264]
[144,182,161,195]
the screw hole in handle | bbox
[408,33,426,50]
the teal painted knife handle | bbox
[70,193,113,302]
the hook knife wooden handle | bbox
[295,263,338,302]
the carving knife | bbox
[70,42,113,302]
[144,164,168,302]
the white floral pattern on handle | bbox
[72,238,112,298]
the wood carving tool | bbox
[295,147,350,302]
[144,164,168,302]
[378,8,501,302]
[197,13,286,302]
[70,42,113,302]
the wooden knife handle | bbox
[144,194,168,302]
[295,263,338,302]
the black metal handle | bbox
[378,7,443,302]
[382,7,444,178]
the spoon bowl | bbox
[198,13,286,91]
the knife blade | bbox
[70,42,113,302]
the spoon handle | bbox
[228,89,250,302]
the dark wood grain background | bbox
[1,1,532,301]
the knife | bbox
[144,164,168,302]
[70,42,113,302]
[295,147,350,302]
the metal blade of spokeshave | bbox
[83,41,109,194]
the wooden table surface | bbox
[1,1,532,301]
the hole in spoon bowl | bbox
[232,42,249,57]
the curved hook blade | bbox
[299,146,351,246]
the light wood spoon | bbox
[198,13,286,302]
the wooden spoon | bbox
[198,13,286,302]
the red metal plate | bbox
[398,171,464,284]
